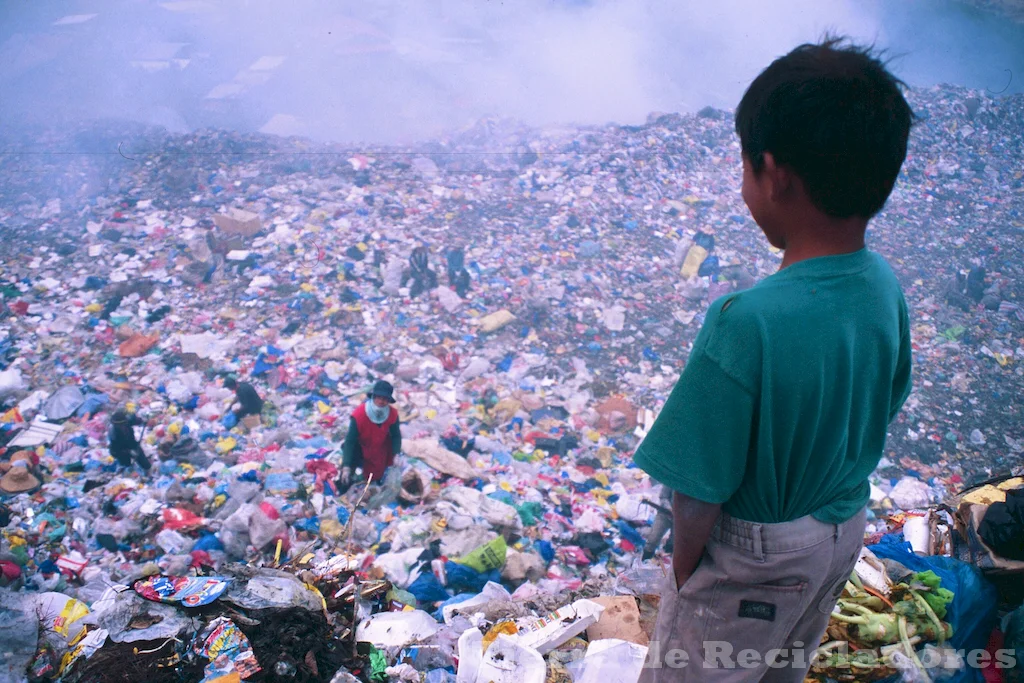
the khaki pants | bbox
[640,508,866,683]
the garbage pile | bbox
[0,82,1021,682]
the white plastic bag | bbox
[573,639,648,683]
[459,633,545,683]
[356,610,440,648]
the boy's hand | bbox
[670,491,722,589]
[673,565,693,590]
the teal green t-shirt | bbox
[634,248,912,524]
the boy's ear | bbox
[762,152,795,202]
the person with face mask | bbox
[338,380,402,487]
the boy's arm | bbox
[672,492,721,587]
[889,296,913,422]
[634,296,759,578]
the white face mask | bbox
[366,400,390,424]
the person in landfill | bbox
[108,409,151,471]
[445,244,465,286]
[635,37,913,682]
[641,485,675,562]
[454,267,472,299]
[408,245,437,299]
[223,377,263,420]
[337,380,402,488]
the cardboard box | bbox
[214,208,262,237]
[586,596,649,646]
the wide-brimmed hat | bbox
[369,380,396,404]
[9,451,35,467]
[0,462,41,495]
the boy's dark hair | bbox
[735,36,915,219]
[223,377,238,390]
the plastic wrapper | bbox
[194,616,261,680]
[134,575,230,606]
[356,610,441,648]
[512,598,605,655]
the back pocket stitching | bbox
[701,579,809,657]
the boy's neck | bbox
[778,216,867,270]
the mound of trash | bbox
[0,83,1022,682]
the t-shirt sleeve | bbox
[633,297,760,505]
[889,295,913,422]
[390,419,402,454]
[342,417,360,468]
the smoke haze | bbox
[1,0,1023,143]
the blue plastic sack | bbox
[221,412,238,429]
[407,573,451,605]
[294,517,320,534]
[192,534,225,552]
[536,540,555,564]
[614,520,646,549]
[433,593,476,622]
[251,356,275,376]
[76,393,110,417]
[444,561,500,594]
[698,254,721,277]
[869,538,998,682]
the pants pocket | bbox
[816,574,850,615]
[700,580,808,669]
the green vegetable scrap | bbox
[910,571,954,619]
[940,325,966,342]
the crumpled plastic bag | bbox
[443,487,522,530]
[0,367,25,399]
[248,505,287,550]
[373,547,427,588]
[0,590,38,679]
[92,586,192,644]
[366,465,403,509]
[34,592,90,654]
[454,536,507,573]
[569,639,649,683]
[356,610,440,649]
[405,439,477,480]
[224,569,323,612]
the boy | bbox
[637,37,914,682]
